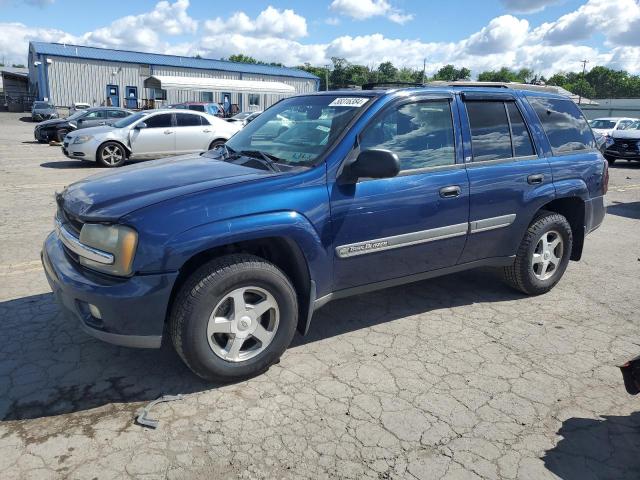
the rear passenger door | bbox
[129,113,176,158]
[174,113,209,154]
[330,96,470,290]
[457,93,555,263]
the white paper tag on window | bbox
[328,97,369,107]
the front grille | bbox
[612,138,640,152]
[56,195,84,236]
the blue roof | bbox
[30,42,318,81]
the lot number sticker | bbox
[329,97,369,107]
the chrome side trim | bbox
[336,222,468,258]
[55,218,114,265]
[469,214,516,234]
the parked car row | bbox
[35,107,132,142]
[588,117,640,165]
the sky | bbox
[0,0,639,77]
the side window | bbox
[618,120,632,130]
[528,97,595,153]
[359,100,456,171]
[506,102,535,157]
[144,113,173,128]
[175,113,202,127]
[108,110,128,118]
[84,110,106,119]
[466,101,512,161]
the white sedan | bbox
[62,109,241,167]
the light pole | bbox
[578,59,588,105]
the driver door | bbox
[330,97,470,291]
[129,113,176,158]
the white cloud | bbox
[465,15,529,54]
[82,0,197,50]
[0,22,77,64]
[24,0,55,7]
[325,17,341,26]
[500,0,560,13]
[330,0,414,24]
[204,6,307,40]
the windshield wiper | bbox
[235,150,282,172]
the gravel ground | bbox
[0,111,639,479]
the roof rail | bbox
[362,82,425,90]
[428,81,564,95]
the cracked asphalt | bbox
[0,112,639,479]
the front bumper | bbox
[62,138,97,160]
[42,231,178,348]
[605,143,640,160]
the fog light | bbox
[88,303,102,319]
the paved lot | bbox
[0,111,639,479]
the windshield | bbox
[34,101,52,109]
[623,120,640,130]
[113,111,149,128]
[66,110,88,121]
[589,119,616,129]
[221,95,371,167]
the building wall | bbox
[40,55,317,111]
[581,98,640,120]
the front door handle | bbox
[202,129,212,133]
[439,185,461,198]
[164,130,173,135]
[98,122,106,126]
[527,174,544,185]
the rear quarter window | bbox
[528,97,595,154]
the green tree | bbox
[477,67,532,83]
[226,54,258,64]
[11,63,25,68]
[377,61,398,82]
[432,64,471,81]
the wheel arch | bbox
[98,139,131,157]
[538,196,586,260]
[208,138,227,150]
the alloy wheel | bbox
[531,230,564,281]
[101,145,123,165]
[206,286,280,362]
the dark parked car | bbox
[43,84,607,381]
[603,119,640,165]
[227,111,262,127]
[31,101,58,121]
[34,107,132,143]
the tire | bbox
[208,139,226,150]
[604,154,616,166]
[502,211,573,295]
[97,141,126,168]
[56,128,69,143]
[170,254,298,382]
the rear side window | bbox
[175,113,202,127]
[108,110,128,118]
[188,105,206,112]
[528,97,595,153]
[360,100,456,171]
[144,113,173,128]
[84,110,106,119]
[466,101,535,161]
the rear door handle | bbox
[203,129,212,133]
[527,174,544,185]
[439,185,461,198]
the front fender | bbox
[163,211,331,291]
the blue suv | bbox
[42,84,607,380]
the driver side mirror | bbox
[343,149,400,182]
[135,122,147,130]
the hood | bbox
[36,118,66,128]
[60,153,272,220]
[66,125,116,137]
[610,129,640,140]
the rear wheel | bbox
[503,211,573,295]
[170,254,298,381]
[208,139,226,151]
[97,141,126,168]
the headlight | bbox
[605,135,614,147]
[73,135,93,144]
[79,224,138,276]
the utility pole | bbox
[422,58,426,84]
[578,59,588,105]
[324,64,330,91]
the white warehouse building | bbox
[28,42,319,111]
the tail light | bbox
[602,159,609,195]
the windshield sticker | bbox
[291,152,313,162]
[328,97,369,107]
[316,125,330,132]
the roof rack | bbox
[428,81,564,95]
[362,82,425,90]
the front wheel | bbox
[502,211,573,295]
[170,254,298,381]
[56,128,69,143]
[208,139,226,151]
[97,141,126,168]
